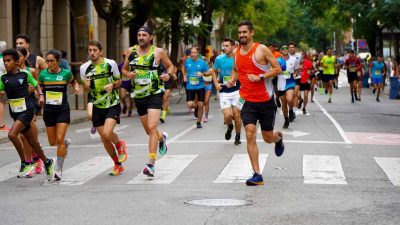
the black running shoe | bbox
[274,132,285,157]
[196,122,202,128]
[289,111,295,122]
[234,135,241,145]
[283,118,289,129]
[225,124,233,140]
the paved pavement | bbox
[0,76,399,225]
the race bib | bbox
[375,70,381,76]
[349,67,357,72]
[237,96,246,110]
[135,73,151,85]
[223,75,231,85]
[189,77,199,85]
[10,98,27,113]
[282,71,291,79]
[45,91,63,105]
[357,71,362,77]
[203,75,212,82]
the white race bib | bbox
[237,96,246,110]
[203,75,212,82]
[282,71,291,79]
[135,73,151,85]
[45,91,63,105]
[10,98,27,113]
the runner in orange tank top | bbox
[226,20,285,186]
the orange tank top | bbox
[235,43,272,102]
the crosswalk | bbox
[0,154,399,187]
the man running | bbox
[122,26,173,177]
[81,40,127,176]
[182,46,212,128]
[344,50,362,103]
[15,34,47,72]
[370,55,386,102]
[320,48,337,103]
[298,54,313,114]
[227,21,284,186]
[288,42,302,111]
[277,45,297,128]
[0,48,55,180]
[213,38,241,145]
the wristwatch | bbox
[259,74,265,80]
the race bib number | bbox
[282,71,291,79]
[46,91,63,105]
[203,75,212,82]
[189,77,199,85]
[135,73,151,85]
[10,98,27,113]
[237,96,246,110]
[223,76,231,85]
[375,70,381,76]
[349,67,357,72]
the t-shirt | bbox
[80,58,120,108]
[0,55,5,74]
[300,59,313,83]
[289,52,302,79]
[371,61,385,78]
[184,57,209,90]
[345,56,361,73]
[0,69,38,113]
[39,68,73,112]
[213,54,239,93]
[277,55,297,91]
[321,55,336,75]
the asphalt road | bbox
[0,79,399,225]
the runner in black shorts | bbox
[0,48,55,180]
[160,63,177,123]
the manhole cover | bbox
[184,199,254,207]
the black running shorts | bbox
[92,104,121,127]
[241,98,277,131]
[134,93,163,116]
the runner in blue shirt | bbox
[369,55,386,102]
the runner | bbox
[119,54,134,118]
[369,55,386,102]
[203,65,213,123]
[320,48,337,103]
[288,42,302,111]
[80,40,127,176]
[344,50,362,103]
[39,50,80,180]
[0,48,55,180]
[213,38,241,145]
[182,46,212,128]
[160,61,177,123]
[277,45,297,128]
[355,55,363,101]
[15,34,47,72]
[267,42,281,108]
[122,27,173,177]
[298,53,313,114]
[227,21,284,186]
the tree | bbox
[26,0,44,55]
[92,0,123,59]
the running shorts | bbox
[134,93,163,116]
[241,98,277,131]
[92,104,121,127]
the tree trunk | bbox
[170,9,180,65]
[129,0,153,46]
[197,0,213,56]
[376,27,384,55]
[26,0,44,55]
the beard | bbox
[239,38,248,45]
[138,39,150,47]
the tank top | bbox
[27,53,37,69]
[235,43,273,102]
[128,45,164,98]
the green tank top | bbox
[128,45,164,98]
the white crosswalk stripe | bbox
[214,154,268,183]
[59,156,112,185]
[0,161,20,182]
[375,157,400,186]
[303,155,347,185]
[127,155,198,184]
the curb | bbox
[0,116,89,145]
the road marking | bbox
[76,125,129,139]
[314,99,351,144]
[375,157,400,186]
[167,124,196,144]
[303,155,347,185]
[346,132,400,146]
[281,130,310,138]
[127,154,198,184]
[0,161,20,182]
[58,156,112,185]
[214,154,268,183]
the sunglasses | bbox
[46,59,56,63]
[281,47,288,50]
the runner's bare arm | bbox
[212,68,222,90]
[37,56,48,72]
[260,45,282,79]
[122,47,135,79]
[227,49,238,88]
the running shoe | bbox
[44,159,55,181]
[109,164,124,176]
[283,118,289,129]
[122,105,127,114]
[90,126,97,134]
[203,116,208,123]
[274,131,285,157]
[35,158,44,174]
[351,96,355,103]
[127,110,133,117]
[159,132,168,156]
[302,108,307,115]
[160,111,166,123]
[0,125,10,132]
[246,173,264,186]
[143,163,155,177]
[116,140,128,163]
[54,169,62,181]
[289,111,295,122]
[225,124,233,140]
[196,122,202,129]
[17,163,34,178]
[328,98,332,103]
[376,97,380,102]
[234,135,241,145]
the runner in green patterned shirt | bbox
[80,40,127,176]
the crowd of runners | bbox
[0,20,398,186]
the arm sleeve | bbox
[26,70,38,87]
[213,57,220,71]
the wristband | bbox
[259,74,265,80]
